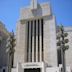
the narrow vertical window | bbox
[30,21,33,62]
[26,21,29,62]
[26,19,44,62]
[41,19,44,61]
[38,19,40,62]
[34,20,36,62]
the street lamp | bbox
[57,25,69,72]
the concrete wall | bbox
[14,2,57,67]
[64,27,72,70]
[44,16,57,66]
[0,22,9,68]
[14,21,27,67]
[20,3,51,20]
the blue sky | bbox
[0,0,72,32]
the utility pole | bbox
[57,25,69,72]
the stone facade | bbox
[64,27,72,70]
[0,0,72,72]
[0,21,9,72]
[13,0,72,72]
[14,0,57,68]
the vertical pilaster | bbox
[40,19,42,62]
[34,20,36,62]
[36,20,38,62]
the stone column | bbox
[36,20,38,62]
[40,19,42,62]
[32,20,34,62]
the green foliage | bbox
[57,25,69,51]
[6,31,16,54]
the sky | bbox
[0,0,72,32]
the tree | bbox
[6,31,16,72]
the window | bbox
[3,69,5,72]
[26,18,44,62]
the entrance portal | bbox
[24,68,41,72]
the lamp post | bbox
[57,25,69,72]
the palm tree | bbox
[6,31,16,72]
